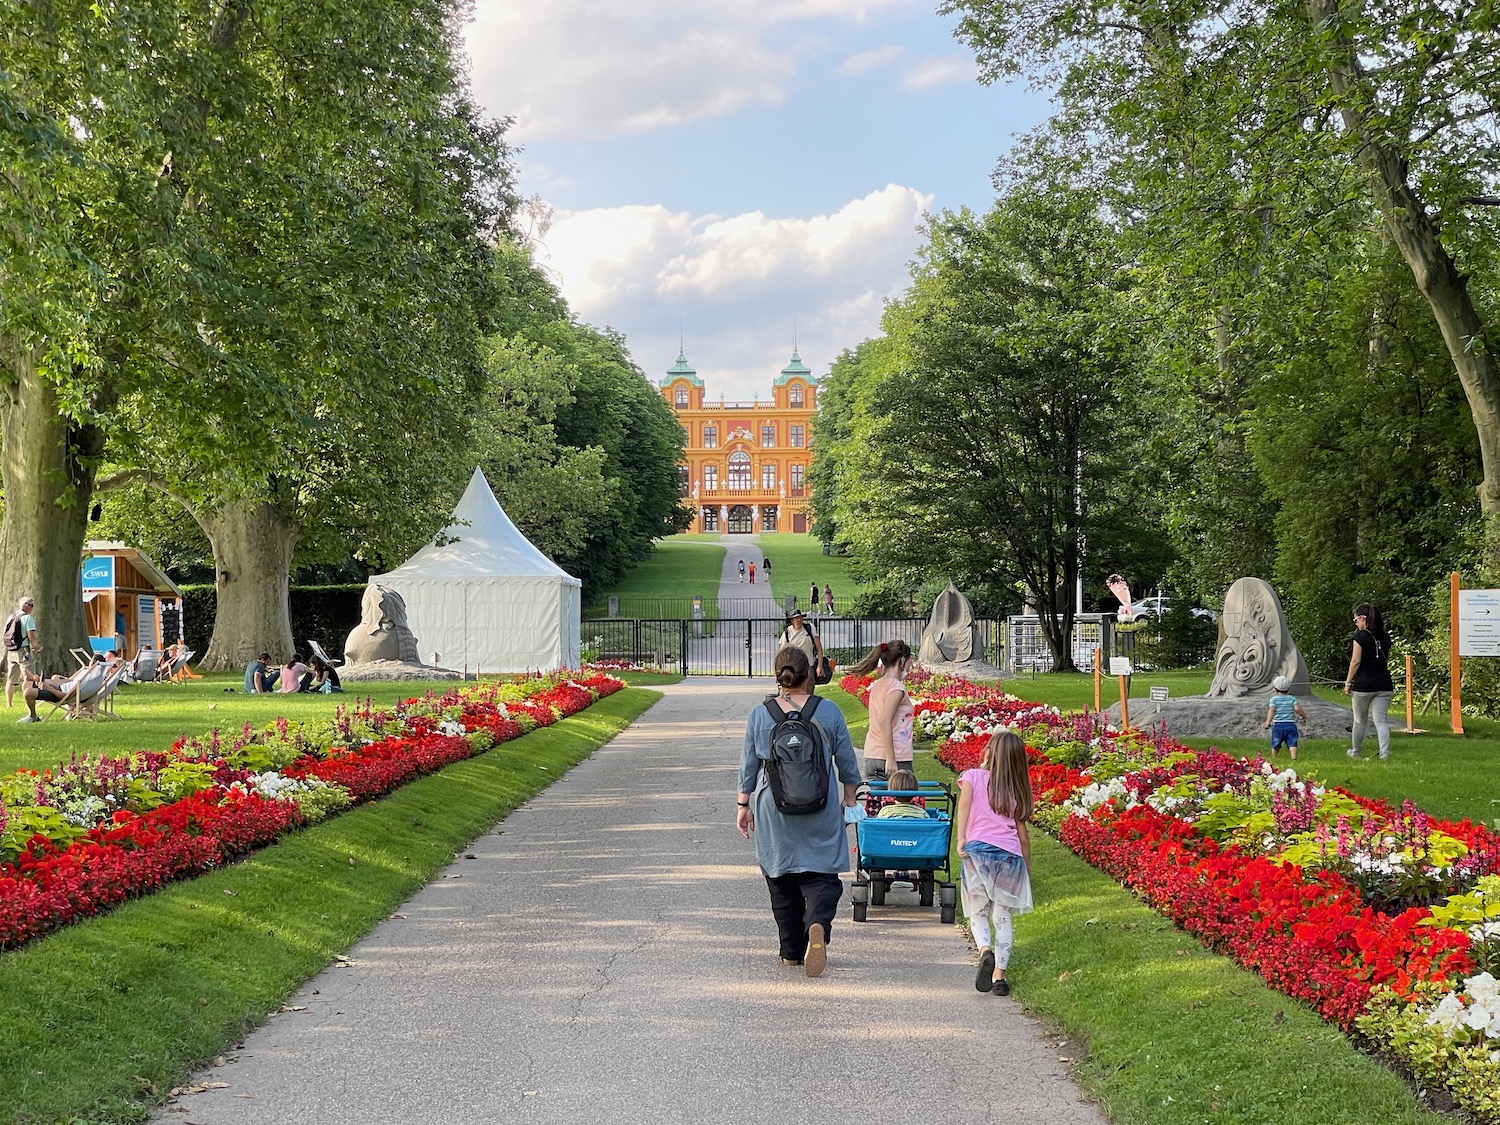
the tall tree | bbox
[828,194,1138,669]
[944,0,1500,549]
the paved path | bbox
[161,680,1106,1125]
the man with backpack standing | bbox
[4,595,39,710]
[736,646,861,977]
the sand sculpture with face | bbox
[344,584,421,666]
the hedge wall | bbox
[181,585,366,661]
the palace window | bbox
[704,424,718,448]
[789,384,804,407]
[761,424,775,447]
[728,504,753,534]
[790,464,804,496]
[762,506,778,532]
[761,463,776,490]
[728,451,751,492]
[703,464,718,491]
[789,424,804,448]
[675,385,688,407]
[702,507,719,532]
[678,466,690,497]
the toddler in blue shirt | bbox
[1263,675,1308,760]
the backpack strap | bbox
[761,693,821,733]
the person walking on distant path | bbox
[1345,602,1395,760]
[810,582,820,610]
[739,560,747,584]
[737,645,861,976]
[4,595,39,709]
[763,556,772,580]
[823,584,834,616]
[749,561,757,584]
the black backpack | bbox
[761,695,830,816]
[2,613,22,652]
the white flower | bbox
[438,718,465,737]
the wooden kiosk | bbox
[80,541,185,657]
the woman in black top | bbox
[1344,603,1394,760]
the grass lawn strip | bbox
[844,669,1490,1124]
[0,687,658,1125]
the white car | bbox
[1121,596,1217,623]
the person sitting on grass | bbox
[309,653,343,693]
[245,652,277,693]
[280,654,310,693]
[874,768,928,819]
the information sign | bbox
[1149,686,1169,702]
[1109,656,1132,677]
[1459,589,1500,657]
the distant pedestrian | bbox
[763,557,772,578]
[1263,675,1307,761]
[749,561,757,584]
[4,595,39,709]
[739,560,746,584]
[957,729,1034,997]
[822,584,834,616]
[810,582,820,608]
[1345,603,1394,760]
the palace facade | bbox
[660,349,817,535]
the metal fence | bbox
[583,616,1002,677]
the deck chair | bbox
[128,648,161,683]
[307,639,340,666]
[164,648,197,683]
[39,663,110,722]
[70,647,95,669]
[73,662,129,721]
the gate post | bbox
[680,620,689,677]
[632,619,642,665]
[746,619,754,677]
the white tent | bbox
[370,467,581,672]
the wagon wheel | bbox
[854,901,868,922]
[919,873,935,907]
[870,870,886,906]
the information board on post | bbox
[1458,589,1500,657]
[1149,686,1169,702]
[1109,656,1132,677]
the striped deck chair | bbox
[71,662,130,721]
[128,649,161,684]
[39,663,110,723]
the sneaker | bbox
[779,957,803,968]
[804,924,827,978]
[16,715,38,723]
[1378,752,1389,760]
[975,949,995,993]
[1346,748,1359,759]
[992,978,1011,997]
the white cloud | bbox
[838,45,904,75]
[532,186,932,400]
[900,54,976,91]
[464,0,920,139]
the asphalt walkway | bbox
[160,678,1108,1125]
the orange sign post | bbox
[1401,654,1425,734]
[1451,571,1464,735]
[1118,675,1130,729]
[1093,648,1102,713]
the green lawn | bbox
[0,686,660,1125]
[754,533,863,613]
[585,538,726,617]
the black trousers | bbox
[763,871,843,961]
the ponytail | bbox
[846,638,912,677]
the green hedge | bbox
[181,584,366,661]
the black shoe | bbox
[992,978,1010,997]
[975,950,995,992]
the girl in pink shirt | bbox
[956,729,1033,997]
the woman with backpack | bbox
[737,645,861,977]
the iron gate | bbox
[583,616,996,677]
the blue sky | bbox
[463,1,1052,400]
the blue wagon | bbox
[851,779,957,924]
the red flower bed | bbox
[0,673,624,950]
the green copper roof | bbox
[660,350,703,388]
[774,348,815,386]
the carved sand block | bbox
[920,582,979,664]
[1205,577,1310,699]
[344,584,422,667]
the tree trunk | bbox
[0,361,103,676]
[192,500,300,671]
[1308,0,1500,526]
